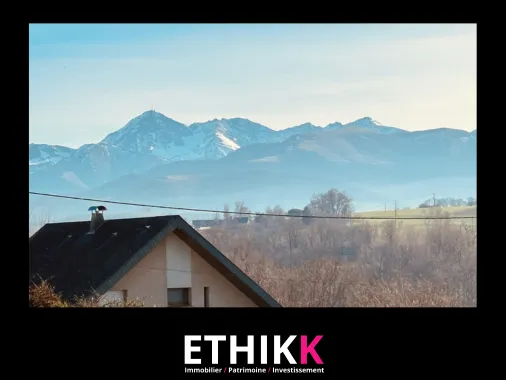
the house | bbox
[192,217,249,230]
[29,206,281,307]
[192,219,221,229]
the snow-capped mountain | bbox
[29,110,476,200]
[34,123,475,221]
[324,117,406,134]
[95,112,406,163]
[29,144,75,173]
[29,141,167,193]
[29,111,411,170]
[188,118,277,159]
[101,110,195,161]
[100,111,283,161]
[278,123,323,140]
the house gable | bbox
[104,233,257,307]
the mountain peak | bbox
[137,109,170,120]
[122,110,188,129]
[297,122,318,128]
[351,117,382,125]
[227,117,255,123]
[332,117,406,134]
[99,110,192,160]
[195,117,254,125]
[325,121,344,130]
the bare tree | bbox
[307,188,354,217]
[302,206,312,225]
[284,220,302,253]
[272,205,285,215]
[223,203,231,220]
[381,220,396,246]
[234,201,250,215]
[29,210,52,237]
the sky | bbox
[29,24,477,148]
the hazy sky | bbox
[29,24,477,148]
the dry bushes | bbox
[29,280,144,307]
[29,279,68,307]
[203,217,477,307]
[29,207,476,307]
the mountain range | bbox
[29,110,477,220]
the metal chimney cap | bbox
[88,205,107,211]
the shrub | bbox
[29,280,144,308]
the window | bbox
[122,290,128,304]
[204,287,210,307]
[167,288,190,307]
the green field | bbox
[353,206,477,228]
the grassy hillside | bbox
[354,206,477,228]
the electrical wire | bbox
[29,191,477,220]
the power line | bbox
[394,200,397,227]
[29,191,477,220]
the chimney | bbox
[88,205,107,233]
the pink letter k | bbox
[300,335,323,364]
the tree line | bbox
[418,196,476,208]
[216,189,476,225]
[219,188,354,225]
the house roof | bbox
[29,215,281,307]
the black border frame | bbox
[23,17,482,376]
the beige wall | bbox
[109,237,167,307]
[104,233,258,307]
[190,250,256,307]
[165,233,192,288]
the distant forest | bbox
[418,196,476,208]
